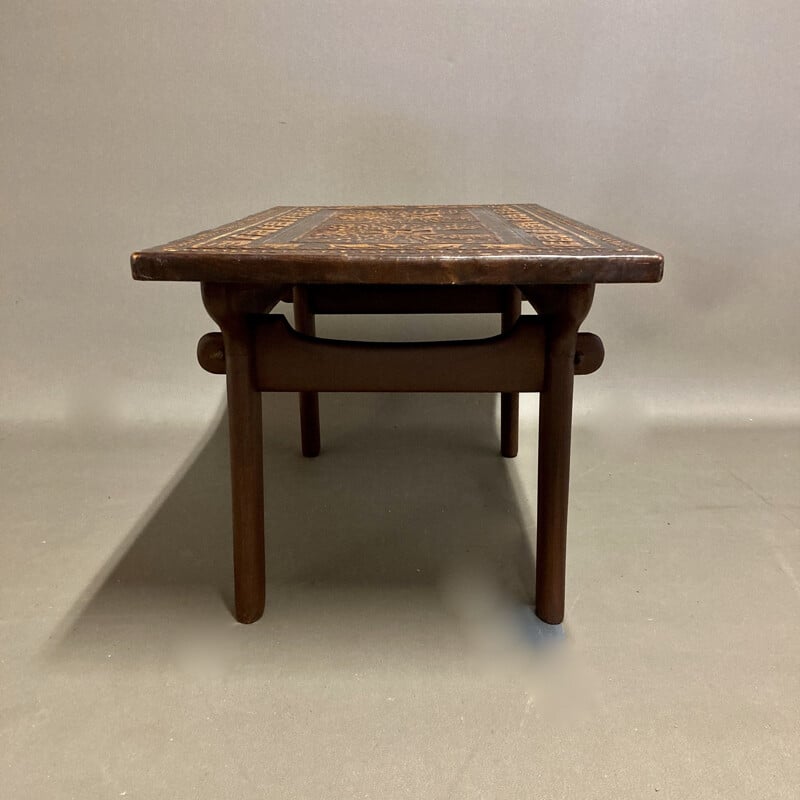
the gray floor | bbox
[2,394,798,798]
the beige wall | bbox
[3,1,798,427]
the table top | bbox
[131,204,663,285]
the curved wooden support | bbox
[196,281,604,627]
[521,284,595,325]
[201,282,285,325]
[199,316,546,391]
[197,323,603,383]
[256,316,547,392]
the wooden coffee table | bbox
[131,205,662,625]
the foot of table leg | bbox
[525,284,594,625]
[500,393,519,458]
[293,286,321,457]
[202,284,266,624]
[500,287,522,457]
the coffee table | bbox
[131,204,662,625]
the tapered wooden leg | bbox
[224,330,265,623]
[524,284,594,624]
[202,283,272,624]
[500,287,522,457]
[535,343,575,624]
[293,285,321,457]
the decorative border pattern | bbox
[152,204,652,257]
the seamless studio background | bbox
[2,3,798,799]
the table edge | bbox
[130,250,664,285]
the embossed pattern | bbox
[155,205,647,255]
[303,207,493,249]
[132,204,663,284]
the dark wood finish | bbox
[305,283,516,459]
[500,287,522,457]
[200,282,286,316]
[306,285,510,314]
[197,332,225,374]
[574,332,604,375]
[196,320,604,388]
[201,283,266,624]
[522,284,595,624]
[131,205,663,285]
[132,204,662,627]
[252,315,547,392]
[292,286,321,457]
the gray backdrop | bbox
[3,0,798,428]
[3,4,800,798]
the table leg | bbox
[224,329,265,623]
[524,284,594,624]
[202,284,266,624]
[293,286,321,457]
[500,287,522,457]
